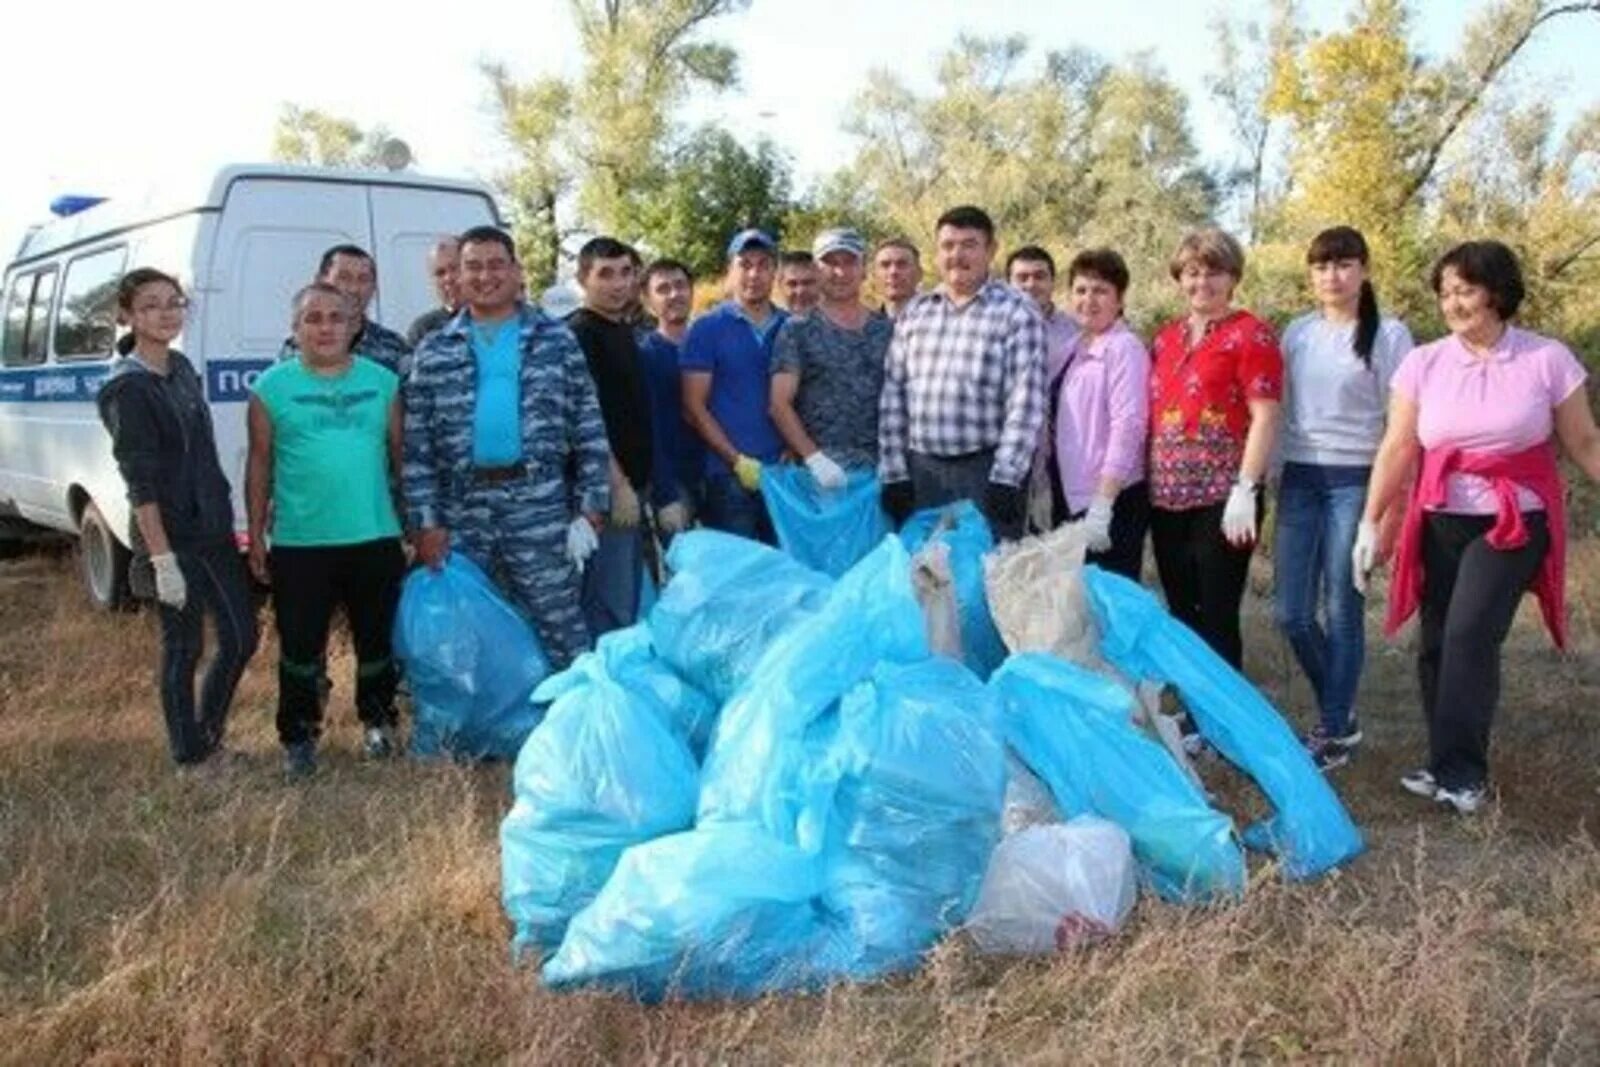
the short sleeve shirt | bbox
[772,309,893,469]
[1148,309,1283,510]
[680,301,788,475]
[1389,326,1587,514]
[252,356,401,546]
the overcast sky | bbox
[2,0,1594,256]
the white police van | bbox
[0,163,501,608]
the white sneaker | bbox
[1399,768,1437,798]
[1435,784,1487,815]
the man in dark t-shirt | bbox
[568,236,654,636]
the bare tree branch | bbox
[1398,1,1600,208]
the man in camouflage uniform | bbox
[404,226,611,668]
[279,244,414,378]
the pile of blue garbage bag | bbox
[389,499,1368,1001]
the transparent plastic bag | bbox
[967,817,1138,955]
[761,466,891,578]
[501,670,699,953]
[990,653,1245,903]
[983,522,1099,666]
[535,623,719,760]
[394,554,550,759]
[648,530,831,702]
[1084,567,1365,880]
[899,502,1006,677]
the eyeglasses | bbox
[133,297,190,314]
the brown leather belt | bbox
[471,463,527,485]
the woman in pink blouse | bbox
[1051,249,1150,579]
[1360,240,1600,814]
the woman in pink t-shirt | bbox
[1359,240,1600,814]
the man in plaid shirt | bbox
[877,205,1047,541]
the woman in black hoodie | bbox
[98,268,258,768]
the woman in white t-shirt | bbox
[1274,227,1413,771]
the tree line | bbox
[272,0,1600,358]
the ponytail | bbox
[115,332,137,356]
[1354,279,1379,367]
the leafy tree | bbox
[834,36,1216,323]
[484,0,751,287]
[631,126,791,279]
[1250,0,1599,323]
[270,105,398,169]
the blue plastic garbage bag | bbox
[697,535,930,844]
[1083,567,1365,880]
[501,670,700,953]
[542,826,836,1001]
[822,658,1007,978]
[761,466,891,578]
[535,624,719,759]
[990,654,1246,903]
[648,530,832,703]
[899,502,1007,677]
[394,554,551,760]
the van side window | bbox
[2,269,57,368]
[54,247,128,360]
[1,274,30,363]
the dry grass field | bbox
[1,542,1598,1064]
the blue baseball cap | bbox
[726,228,778,258]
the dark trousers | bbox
[1068,481,1150,581]
[1150,499,1260,670]
[155,543,259,764]
[269,538,405,746]
[701,472,774,544]
[581,524,645,638]
[1419,511,1549,790]
[907,448,1020,539]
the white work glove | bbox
[1352,519,1378,595]
[657,500,690,534]
[1083,495,1115,553]
[1221,478,1259,546]
[150,552,187,610]
[610,478,641,528]
[804,450,847,491]
[565,517,599,571]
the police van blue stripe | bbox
[0,358,272,403]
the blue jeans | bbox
[701,471,774,544]
[1272,463,1370,736]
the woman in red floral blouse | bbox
[1147,227,1283,669]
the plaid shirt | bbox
[878,278,1046,487]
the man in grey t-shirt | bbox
[770,228,894,488]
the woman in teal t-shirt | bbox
[246,282,405,778]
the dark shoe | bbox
[1309,740,1351,772]
[283,741,317,780]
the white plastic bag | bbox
[911,539,964,660]
[966,817,1137,955]
[1000,755,1060,836]
[982,523,1098,666]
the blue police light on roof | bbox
[49,195,106,218]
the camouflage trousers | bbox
[443,478,592,669]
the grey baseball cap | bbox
[812,227,867,260]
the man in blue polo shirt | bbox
[680,229,788,542]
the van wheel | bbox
[79,501,131,611]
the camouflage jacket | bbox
[401,303,612,529]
